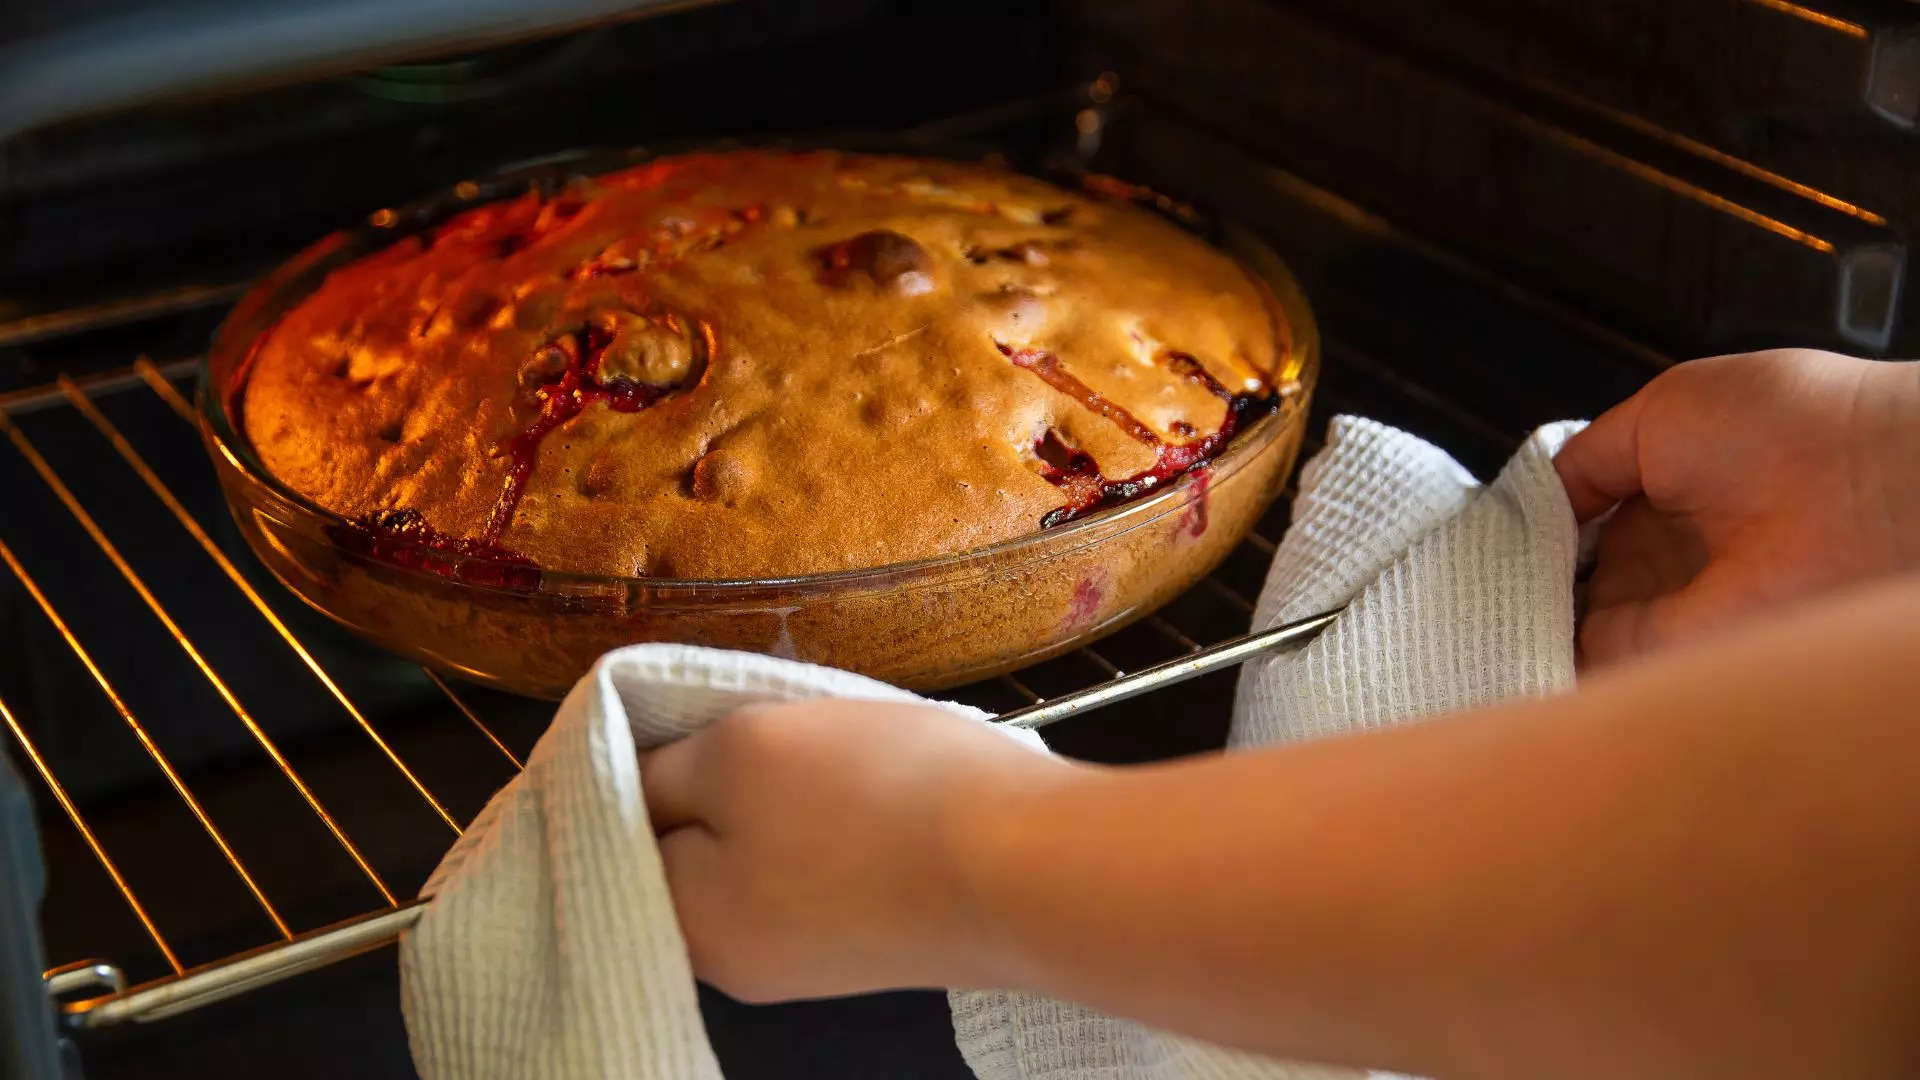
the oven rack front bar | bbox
[45,604,1341,1029]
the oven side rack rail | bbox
[45,605,1341,1029]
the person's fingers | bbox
[1652,559,1776,646]
[640,733,715,835]
[658,826,775,999]
[1576,599,1655,669]
[1585,497,1708,611]
[1578,560,1758,668]
[657,824,721,910]
[1555,384,1653,523]
[657,826,725,967]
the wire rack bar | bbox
[0,357,198,417]
[0,692,183,975]
[1200,574,1257,613]
[424,669,524,771]
[51,600,1345,1025]
[131,358,198,423]
[43,960,126,1000]
[998,672,1044,705]
[0,282,248,351]
[1000,605,1342,730]
[1076,645,1123,678]
[62,901,431,1029]
[0,538,292,940]
[62,376,462,835]
[0,413,398,905]
[1144,614,1202,653]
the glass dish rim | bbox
[197,144,1320,597]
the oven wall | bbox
[0,1,1074,369]
[1072,0,1916,358]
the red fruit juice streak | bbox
[997,344,1160,447]
[483,321,698,545]
[337,320,694,589]
[999,343,1274,529]
[338,509,541,589]
[469,192,742,547]
[1066,574,1105,629]
[1179,467,1212,538]
[306,165,749,583]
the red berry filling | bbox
[334,508,540,589]
[1005,343,1274,529]
[486,314,709,544]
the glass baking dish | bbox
[197,148,1319,697]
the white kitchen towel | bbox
[948,415,1586,1080]
[399,646,1045,1080]
[401,413,1585,1080]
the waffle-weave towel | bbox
[399,646,1041,1080]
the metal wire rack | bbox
[0,353,1332,1031]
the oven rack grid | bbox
[1,356,1328,1030]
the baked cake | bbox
[238,150,1295,580]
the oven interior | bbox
[2,1,1913,1076]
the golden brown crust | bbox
[241,150,1285,578]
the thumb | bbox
[657,826,761,997]
[1556,387,1651,523]
[640,732,715,835]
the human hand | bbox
[1554,349,1920,667]
[639,699,1075,1002]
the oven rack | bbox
[1,356,1336,1031]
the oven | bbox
[2,1,1912,1076]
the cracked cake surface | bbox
[241,150,1291,579]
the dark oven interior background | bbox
[1,1,1913,1077]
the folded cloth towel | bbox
[401,414,1584,1080]
[949,415,1586,1080]
[400,648,1044,1080]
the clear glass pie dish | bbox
[197,149,1319,697]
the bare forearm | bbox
[960,575,1920,1078]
